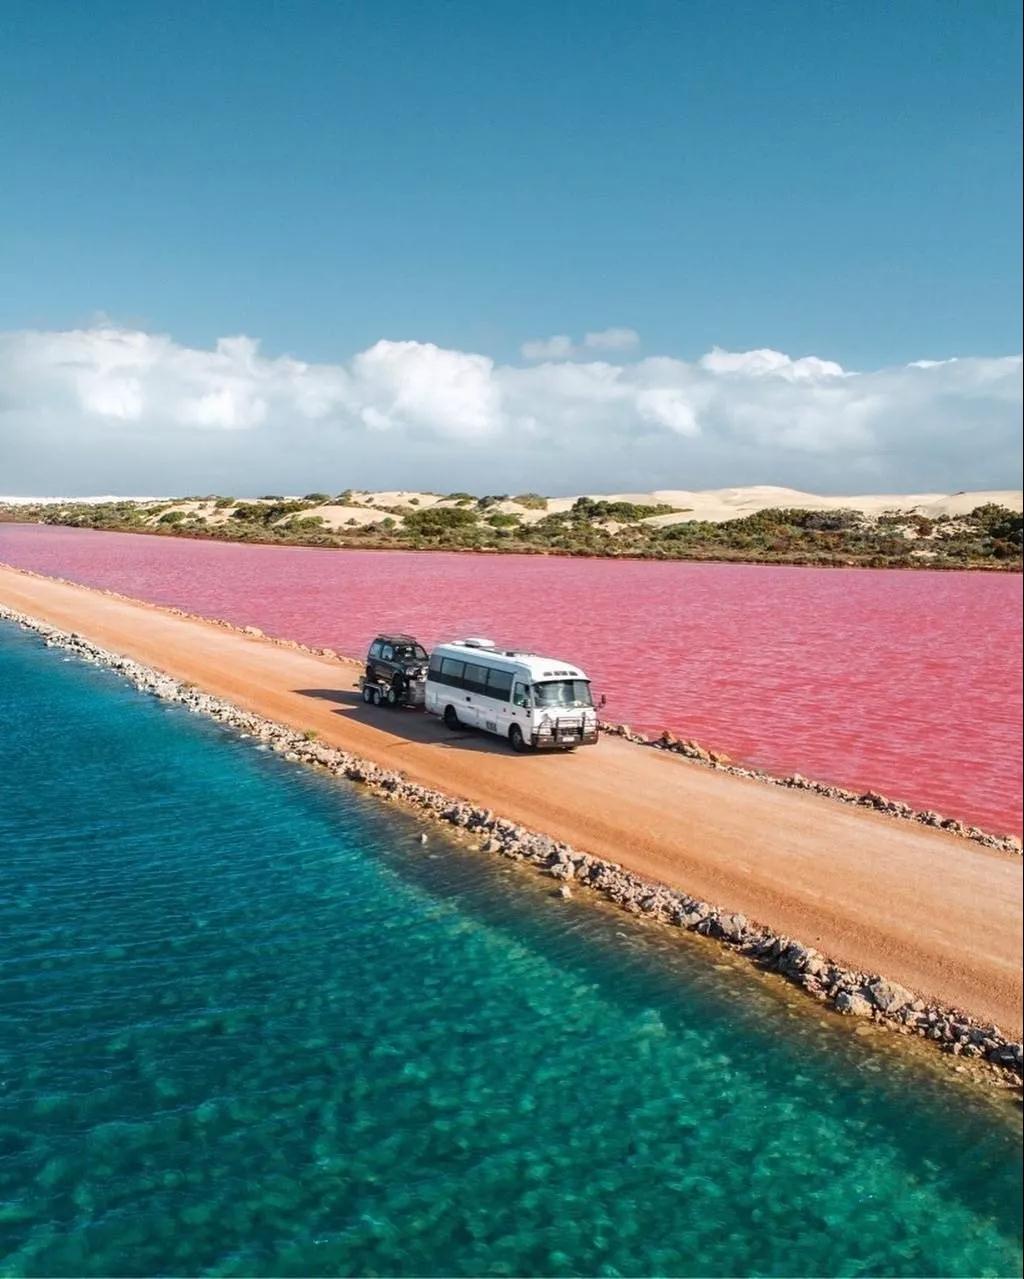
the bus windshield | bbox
[533,679,593,709]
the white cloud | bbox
[699,346,846,380]
[351,340,502,440]
[520,334,575,360]
[583,327,640,351]
[0,325,1020,495]
[521,328,639,360]
[635,388,700,435]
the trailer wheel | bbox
[362,684,374,704]
[385,684,400,707]
[509,724,530,752]
[443,705,460,730]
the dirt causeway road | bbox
[2,564,1021,1036]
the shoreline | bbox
[2,559,1020,851]
[2,600,1021,1090]
[6,518,1022,573]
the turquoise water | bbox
[0,622,1020,1278]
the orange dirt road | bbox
[2,564,1021,1036]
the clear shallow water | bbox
[1,524,1020,835]
[0,621,1021,1278]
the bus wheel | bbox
[509,724,529,752]
[443,705,460,730]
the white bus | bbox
[425,638,600,751]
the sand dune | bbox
[300,503,405,529]
[4,486,1020,529]
[591,487,1023,525]
[324,486,1024,526]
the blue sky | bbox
[0,0,1020,495]
[3,0,1021,366]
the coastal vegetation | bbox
[2,491,1021,569]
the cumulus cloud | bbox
[0,325,1020,496]
[351,341,502,440]
[699,346,845,380]
[584,327,640,351]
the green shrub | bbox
[571,497,678,521]
[404,506,480,534]
[231,501,308,525]
[972,504,1023,546]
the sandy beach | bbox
[1,562,1020,1036]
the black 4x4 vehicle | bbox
[363,633,428,706]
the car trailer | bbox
[359,670,426,708]
[360,632,429,709]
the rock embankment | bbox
[2,602,1020,1088]
[600,724,1022,856]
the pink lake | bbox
[2,523,1021,835]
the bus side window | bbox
[512,682,530,709]
[440,658,466,686]
[487,668,513,701]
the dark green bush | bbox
[404,506,480,534]
[972,504,1023,546]
[571,497,678,521]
